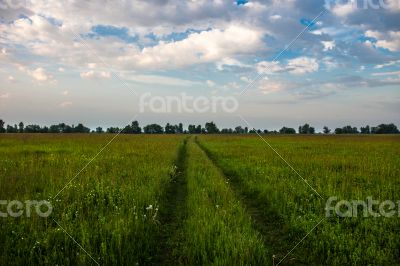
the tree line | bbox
[0,119,398,134]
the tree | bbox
[279,127,296,134]
[360,125,370,134]
[96,127,104,133]
[177,123,183,134]
[0,119,5,133]
[143,124,163,134]
[107,127,120,133]
[131,121,141,134]
[188,125,196,134]
[372,123,399,134]
[234,126,245,134]
[299,123,315,134]
[73,123,90,133]
[323,126,331,134]
[335,128,343,134]
[6,124,17,133]
[24,124,41,133]
[195,125,202,134]
[205,122,219,134]
[18,122,24,133]
[165,123,176,134]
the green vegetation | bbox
[176,139,268,265]
[0,134,184,265]
[0,134,399,265]
[198,134,400,265]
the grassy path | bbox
[195,138,308,265]
[155,138,189,265]
[175,139,269,265]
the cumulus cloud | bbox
[0,93,10,99]
[331,1,357,17]
[366,30,400,52]
[216,57,250,71]
[80,70,111,80]
[120,73,200,87]
[17,66,56,83]
[118,25,263,70]
[256,61,285,75]
[206,80,216,87]
[374,60,399,69]
[287,57,319,74]
[59,101,72,107]
[321,40,335,51]
[256,57,319,75]
[258,79,289,94]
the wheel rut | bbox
[194,137,309,265]
[153,138,188,265]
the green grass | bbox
[1,134,399,265]
[197,134,400,265]
[0,134,184,265]
[175,139,268,265]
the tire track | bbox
[195,137,309,265]
[154,138,188,265]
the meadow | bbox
[0,134,399,265]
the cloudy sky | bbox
[0,0,399,130]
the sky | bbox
[0,0,399,130]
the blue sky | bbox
[0,0,399,130]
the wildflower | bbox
[146,204,153,210]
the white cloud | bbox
[223,81,240,90]
[30,67,52,81]
[1,14,263,71]
[386,0,400,12]
[216,57,250,71]
[58,67,65,72]
[258,80,288,94]
[372,71,400,76]
[374,60,399,69]
[61,90,69,95]
[321,41,335,51]
[206,80,216,87]
[120,73,200,87]
[322,57,339,70]
[0,93,10,99]
[59,101,72,107]
[119,25,263,70]
[256,61,284,75]
[80,70,111,80]
[287,57,319,75]
[269,14,282,21]
[331,1,357,17]
[256,57,319,76]
[240,76,251,83]
[8,76,15,82]
[366,30,400,52]
[17,66,56,83]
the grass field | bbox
[0,134,399,265]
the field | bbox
[0,134,399,265]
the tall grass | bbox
[176,140,268,265]
[198,134,400,264]
[0,134,184,265]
